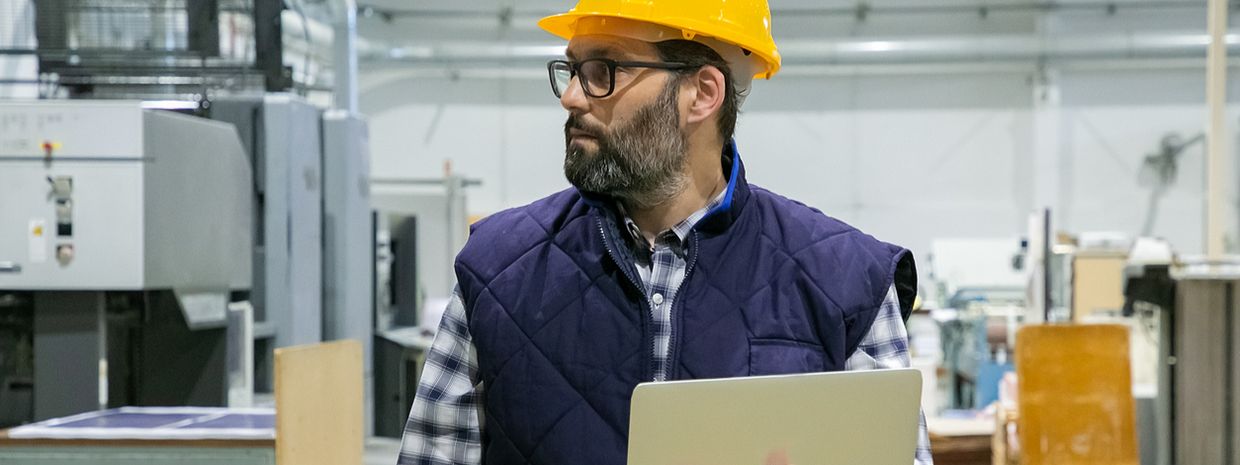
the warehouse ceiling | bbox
[348,0,1215,77]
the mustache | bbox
[564,115,606,138]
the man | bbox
[398,1,931,464]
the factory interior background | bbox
[2,1,1240,464]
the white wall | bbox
[363,76,569,213]
[361,64,1240,267]
[357,2,1240,276]
[2,0,1230,277]
[1058,68,1240,256]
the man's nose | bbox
[559,75,589,114]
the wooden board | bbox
[1015,324,1138,465]
[927,433,991,465]
[1174,280,1238,465]
[1072,253,1126,322]
[1234,283,1240,465]
[274,340,362,465]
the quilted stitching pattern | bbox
[456,174,910,465]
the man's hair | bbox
[653,40,740,143]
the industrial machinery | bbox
[1125,251,1240,465]
[209,95,325,386]
[321,108,374,400]
[1,0,379,434]
[926,238,1026,411]
[22,0,295,102]
[370,176,475,437]
[0,97,376,430]
[1137,133,1205,238]
[209,93,375,429]
[322,108,375,434]
[371,176,472,304]
[0,100,252,424]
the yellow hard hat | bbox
[538,0,782,80]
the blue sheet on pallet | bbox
[4,407,276,440]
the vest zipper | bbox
[595,217,657,381]
[662,229,701,382]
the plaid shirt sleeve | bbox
[844,285,935,465]
[397,289,482,465]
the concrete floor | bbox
[365,437,402,465]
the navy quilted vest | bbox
[454,143,917,465]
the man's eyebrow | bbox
[566,44,630,61]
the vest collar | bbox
[695,141,749,235]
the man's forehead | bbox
[565,35,656,60]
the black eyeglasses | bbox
[548,58,695,99]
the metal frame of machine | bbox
[209,94,375,430]
[0,100,253,423]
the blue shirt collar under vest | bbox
[705,140,741,220]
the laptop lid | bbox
[627,368,922,465]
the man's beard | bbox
[563,80,689,209]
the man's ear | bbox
[684,65,726,125]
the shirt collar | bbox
[618,187,727,246]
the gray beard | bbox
[563,80,689,209]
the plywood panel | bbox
[274,341,362,465]
[1175,281,1229,465]
[1016,324,1137,465]
[1072,253,1127,323]
[1232,283,1240,465]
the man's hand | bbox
[765,449,791,465]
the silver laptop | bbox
[627,369,923,465]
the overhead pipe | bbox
[772,0,1221,18]
[358,0,1214,22]
[361,32,1240,68]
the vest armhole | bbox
[893,252,918,322]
